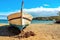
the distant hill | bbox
[0,15,7,19]
[0,15,7,17]
[33,16,60,21]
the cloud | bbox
[43,4,50,6]
[23,6,60,12]
[0,6,60,18]
[23,6,60,17]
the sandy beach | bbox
[0,24,60,40]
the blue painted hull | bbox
[10,24,29,31]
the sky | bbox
[0,0,60,19]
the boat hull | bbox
[55,20,60,23]
[7,12,33,30]
[10,24,29,30]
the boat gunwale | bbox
[8,16,32,21]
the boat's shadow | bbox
[0,25,20,37]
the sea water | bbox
[31,20,55,24]
[0,19,55,24]
[0,19,8,24]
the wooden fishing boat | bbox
[7,12,33,30]
[55,20,60,23]
[7,0,33,31]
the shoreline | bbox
[0,23,59,26]
[0,23,9,26]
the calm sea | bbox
[0,19,8,24]
[0,19,55,24]
[31,20,55,24]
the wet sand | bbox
[0,24,60,40]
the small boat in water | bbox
[55,20,60,23]
[7,0,33,31]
